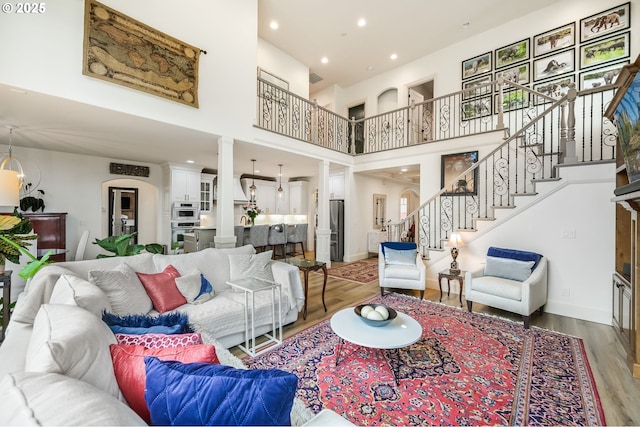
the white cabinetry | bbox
[200,174,215,213]
[241,178,277,214]
[329,172,345,200]
[288,181,309,214]
[275,182,289,214]
[368,231,387,255]
[170,166,202,202]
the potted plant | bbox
[0,213,53,279]
[93,232,164,258]
[243,203,262,226]
[19,183,45,212]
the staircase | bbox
[388,80,618,259]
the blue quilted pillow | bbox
[144,357,297,426]
[102,312,192,335]
[381,241,417,255]
[487,247,542,269]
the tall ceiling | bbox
[0,0,564,179]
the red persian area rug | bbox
[321,260,378,284]
[246,293,606,426]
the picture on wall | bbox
[580,32,630,69]
[533,23,575,57]
[496,89,529,112]
[462,52,492,79]
[579,2,630,43]
[495,39,530,69]
[462,74,492,100]
[441,151,479,196]
[497,63,530,87]
[461,96,492,121]
[533,49,575,81]
[533,75,575,103]
[579,60,628,89]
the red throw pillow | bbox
[137,265,187,313]
[110,343,219,423]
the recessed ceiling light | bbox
[367,65,374,71]
[462,22,470,29]
[321,57,328,64]
[255,169,260,174]
[390,53,398,60]
[270,21,279,30]
[357,18,366,27]
[186,160,195,164]
[400,167,408,172]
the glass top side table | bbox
[284,257,328,319]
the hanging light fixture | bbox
[249,159,257,205]
[0,127,24,207]
[277,164,284,198]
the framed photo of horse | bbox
[579,3,630,43]
[533,23,575,57]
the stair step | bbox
[511,192,538,197]
[474,217,496,222]
[532,177,561,183]
[491,205,516,209]
[519,143,543,149]
[538,151,562,157]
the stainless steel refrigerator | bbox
[330,200,344,261]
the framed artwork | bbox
[533,75,575,103]
[461,96,492,121]
[579,60,629,89]
[496,88,529,112]
[580,32,630,69]
[495,39,530,69]
[462,52,492,79]
[497,63,530,88]
[533,23,575,57]
[533,49,575,81]
[462,74,492,100]
[441,151,479,196]
[257,67,289,91]
[579,2,630,43]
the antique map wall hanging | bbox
[83,0,200,108]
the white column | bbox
[214,136,236,248]
[316,160,331,267]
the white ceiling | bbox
[0,0,564,179]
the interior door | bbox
[348,103,365,154]
[408,88,424,145]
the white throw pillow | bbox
[384,248,416,266]
[25,304,122,401]
[50,274,112,316]
[0,372,146,426]
[88,263,152,315]
[228,250,275,285]
[484,256,535,281]
[175,270,214,304]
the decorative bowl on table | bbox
[354,304,397,327]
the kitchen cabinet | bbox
[23,213,67,262]
[183,228,216,253]
[200,174,215,213]
[170,166,201,202]
[275,182,289,214]
[241,178,276,214]
[329,172,345,200]
[367,231,387,256]
[613,272,633,352]
[288,181,309,214]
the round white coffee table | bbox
[330,307,422,384]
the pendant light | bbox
[249,159,257,205]
[0,127,24,207]
[277,164,284,198]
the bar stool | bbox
[268,223,287,259]
[234,226,245,247]
[246,224,269,253]
[287,223,307,258]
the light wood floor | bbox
[231,257,640,425]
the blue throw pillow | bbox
[381,241,417,256]
[487,247,542,270]
[102,312,192,335]
[144,357,298,426]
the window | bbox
[400,197,408,220]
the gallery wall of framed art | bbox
[460,2,631,109]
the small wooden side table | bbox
[438,269,465,307]
[0,270,12,342]
[285,257,327,320]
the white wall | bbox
[257,39,309,99]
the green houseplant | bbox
[0,213,54,280]
[93,232,164,258]
[19,182,46,212]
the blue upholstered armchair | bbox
[378,242,426,299]
[465,247,548,328]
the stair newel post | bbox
[559,102,567,166]
[496,73,505,130]
[349,116,356,155]
[564,83,578,164]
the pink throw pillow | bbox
[137,265,186,313]
[115,332,203,348]
[110,343,219,423]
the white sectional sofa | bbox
[0,244,352,426]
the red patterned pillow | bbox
[110,343,219,423]
[115,332,203,348]
[136,265,186,313]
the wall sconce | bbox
[445,232,465,275]
[277,164,284,198]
